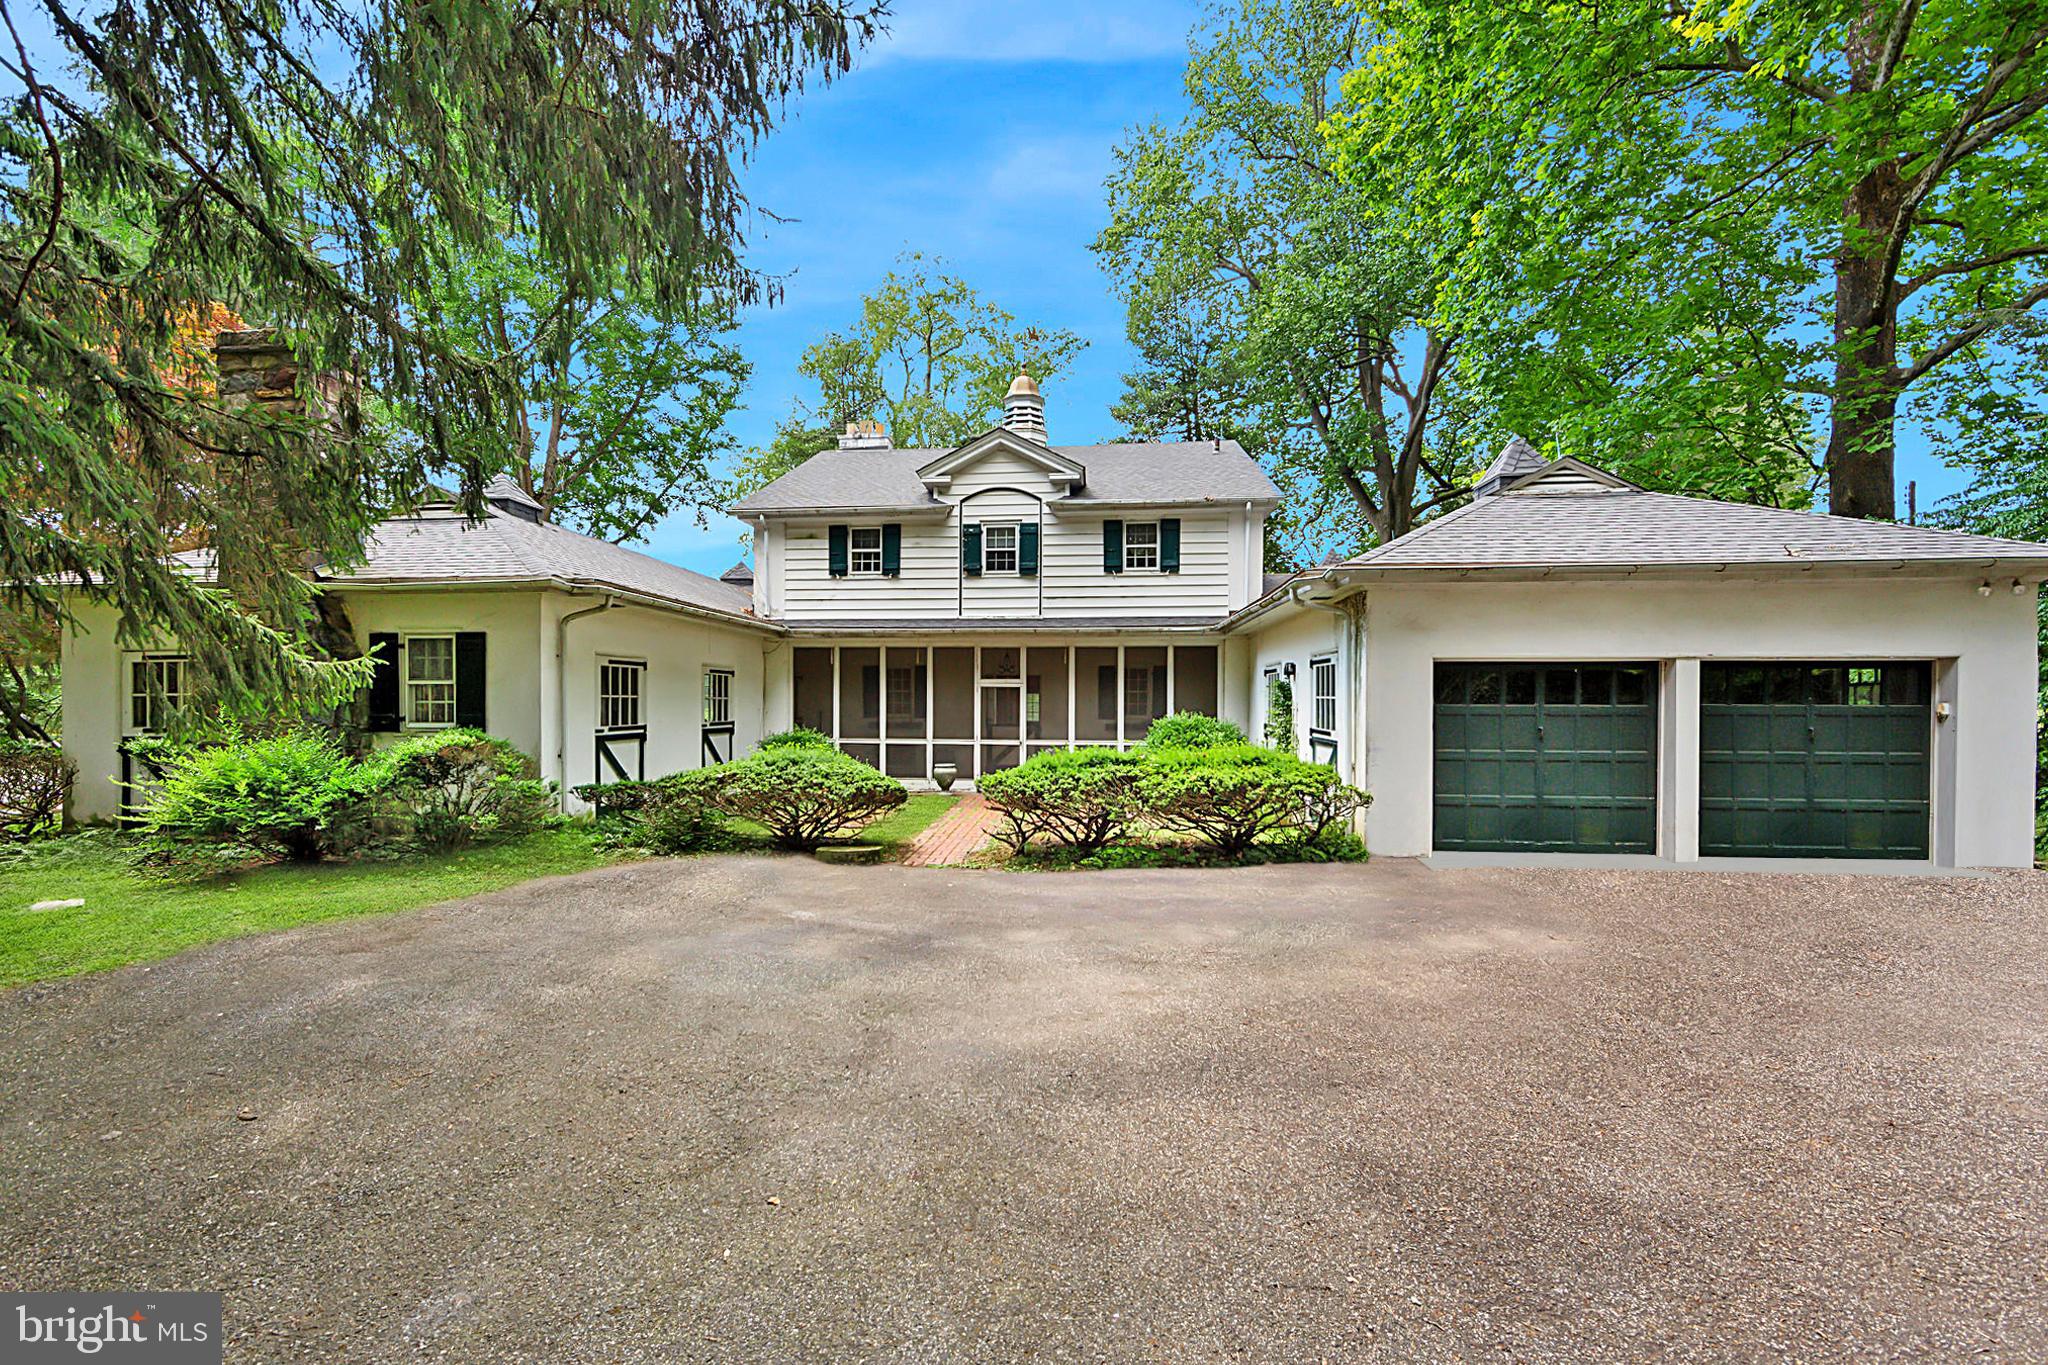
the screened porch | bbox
[790,642,1223,781]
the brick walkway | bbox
[901,793,1000,867]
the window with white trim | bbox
[1311,656,1337,735]
[403,635,457,727]
[1123,521,1160,570]
[600,660,644,731]
[848,527,883,576]
[702,667,733,727]
[129,655,188,733]
[983,523,1019,574]
[1124,664,1153,716]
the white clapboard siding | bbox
[768,449,1249,622]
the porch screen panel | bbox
[1174,646,1219,716]
[839,647,880,740]
[1074,647,1118,743]
[1124,646,1169,743]
[933,648,975,740]
[885,646,929,779]
[1027,647,1068,741]
[793,649,834,734]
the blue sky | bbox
[639,0,1204,576]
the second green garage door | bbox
[1699,661,1932,859]
[1434,663,1659,853]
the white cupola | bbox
[1002,373,1047,444]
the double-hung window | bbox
[702,667,733,727]
[1124,664,1153,717]
[848,527,884,576]
[600,660,644,731]
[403,635,457,727]
[1311,656,1338,735]
[982,524,1019,574]
[1123,522,1160,571]
[129,655,188,733]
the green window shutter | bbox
[1159,517,1181,573]
[365,633,401,732]
[1103,518,1124,573]
[962,522,983,576]
[1018,522,1040,576]
[827,524,849,577]
[454,632,487,731]
[881,523,901,576]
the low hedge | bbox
[360,729,554,851]
[0,743,74,840]
[978,748,1141,854]
[1142,711,1247,751]
[980,740,1369,861]
[142,731,361,865]
[573,768,730,854]
[710,745,906,851]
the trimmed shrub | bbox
[142,731,359,863]
[0,744,74,839]
[576,768,732,855]
[978,748,1142,854]
[758,727,834,752]
[711,746,905,851]
[1136,744,1368,857]
[1143,711,1247,751]
[360,728,554,851]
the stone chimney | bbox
[837,418,892,450]
[1002,373,1047,444]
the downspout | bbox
[555,593,618,803]
[1289,579,1362,788]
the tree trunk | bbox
[1828,16,1904,521]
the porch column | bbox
[1669,657,1701,862]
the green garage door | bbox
[1434,663,1659,853]
[1699,662,1931,859]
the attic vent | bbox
[1473,436,1547,498]
[1002,373,1047,443]
[482,473,545,522]
[837,419,892,450]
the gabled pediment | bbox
[916,427,1086,494]
[1501,456,1640,495]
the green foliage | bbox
[358,729,554,852]
[0,0,876,736]
[978,748,1144,855]
[728,254,1087,499]
[709,747,906,851]
[758,727,835,751]
[1143,711,1247,751]
[1136,744,1370,857]
[1330,0,2048,516]
[0,744,75,840]
[1263,678,1295,751]
[141,732,362,866]
[575,768,732,855]
[420,237,749,541]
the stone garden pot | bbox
[931,762,958,792]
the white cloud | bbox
[983,133,1117,203]
[869,0,1195,65]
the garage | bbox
[1433,662,1658,853]
[1699,661,1932,859]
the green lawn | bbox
[855,793,956,856]
[0,828,615,988]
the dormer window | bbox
[848,527,884,576]
[1124,522,1160,571]
[982,524,1019,575]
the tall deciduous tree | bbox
[425,238,748,543]
[1096,0,1485,555]
[729,255,1085,496]
[0,0,875,733]
[1334,0,2048,519]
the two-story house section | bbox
[732,376,1282,782]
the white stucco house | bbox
[59,377,2048,870]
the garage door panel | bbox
[1433,662,1659,854]
[1700,660,1929,859]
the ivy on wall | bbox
[1263,676,1294,751]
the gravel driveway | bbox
[2,856,2044,1361]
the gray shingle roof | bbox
[1347,479,2048,572]
[730,437,1280,515]
[319,508,764,623]
[783,616,1226,633]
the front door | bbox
[980,683,1022,775]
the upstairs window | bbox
[848,527,883,576]
[600,660,644,731]
[702,667,734,727]
[129,655,187,733]
[983,523,1019,574]
[403,635,457,727]
[1123,521,1160,571]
